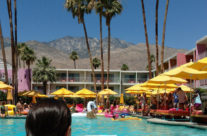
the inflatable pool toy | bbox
[111,117,142,121]
[104,113,119,118]
[4,104,16,116]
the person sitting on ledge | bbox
[25,99,71,136]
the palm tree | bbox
[33,57,56,94]
[155,0,159,76]
[0,22,8,84]
[21,46,36,90]
[95,0,105,90]
[7,0,16,104]
[93,57,101,69]
[65,0,97,96]
[161,0,169,73]
[14,0,18,102]
[17,43,26,68]
[70,51,79,69]
[146,54,155,70]
[102,0,123,88]
[121,64,129,71]
[140,0,152,79]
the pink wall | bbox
[176,53,186,66]
[0,69,30,92]
[18,69,31,92]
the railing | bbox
[137,78,148,83]
[86,77,120,83]
[122,78,136,83]
[68,76,83,82]
[200,79,207,86]
[56,77,67,82]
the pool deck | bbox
[147,118,207,130]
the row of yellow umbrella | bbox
[125,57,207,96]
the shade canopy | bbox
[51,88,74,96]
[125,90,152,95]
[98,89,117,95]
[0,83,13,90]
[125,84,148,91]
[188,57,207,71]
[164,62,207,80]
[140,82,178,89]
[179,85,194,93]
[75,88,96,95]
[148,74,187,84]
[23,90,48,98]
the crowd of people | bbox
[135,87,202,116]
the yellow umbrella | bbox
[188,57,207,71]
[179,85,194,93]
[0,83,13,90]
[75,88,96,95]
[125,84,148,91]
[148,74,187,84]
[140,82,178,89]
[151,89,173,95]
[125,90,152,95]
[23,90,47,97]
[51,88,74,96]
[164,62,207,80]
[21,91,33,96]
[7,89,13,100]
[120,94,124,104]
[98,89,117,95]
[0,81,5,84]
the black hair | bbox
[177,87,182,91]
[25,99,71,136]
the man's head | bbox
[177,87,182,92]
[25,99,71,136]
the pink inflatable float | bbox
[104,113,119,118]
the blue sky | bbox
[0,0,207,50]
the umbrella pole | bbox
[189,78,193,121]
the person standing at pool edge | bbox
[25,99,71,136]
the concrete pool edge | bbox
[147,118,207,130]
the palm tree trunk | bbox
[18,57,21,68]
[82,20,97,100]
[99,12,104,91]
[0,23,9,84]
[107,22,111,88]
[161,0,169,73]
[155,0,159,76]
[14,0,18,104]
[43,81,47,95]
[7,0,15,104]
[28,63,31,90]
[74,60,76,69]
[140,0,152,79]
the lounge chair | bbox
[191,110,207,124]
[155,108,190,120]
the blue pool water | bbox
[0,117,207,136]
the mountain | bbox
[0,36,187,70]
[47,36,134,58]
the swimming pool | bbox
[0,117,207,136]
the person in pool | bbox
[25,99,71,136]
